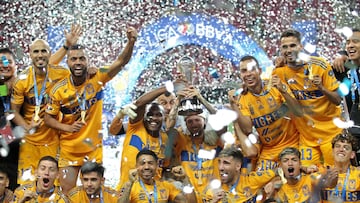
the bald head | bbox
[30,39,51,70]
[30,39,51,51]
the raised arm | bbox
[49,24,82,65]
[312,75,342,105]
[228,90,253,135]
[107,27,137,78]
[179,86,216,114]
[233,121,259,158]
[271,75,303,116]
[170,166,197,203]
[131,86,168,124]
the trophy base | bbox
[178,97,203,116]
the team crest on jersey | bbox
[302,185,310,196]
[303,78,312,89]
[139,192,146,200]
[160,189,167,199]
[328,70,334,77]
[47,105,53,111]
[349,179,356,190]
[256,100,264,110]
[243,187,252,198]
[293,191,299,200]
[267,96,276,109]
[85,84,95,95]
[249,104,254,115]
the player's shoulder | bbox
[14,67,31,83]
[103,186,121,196]
[67,185,84,197]
[49,64,68,71]
[15,181,35,191]
[309,56,330,69]
[50,77,69,95]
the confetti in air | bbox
[248,133,258,144]
[333,117,354,129]
[12,126,26,139]
[22,169,35,182]
[83,137,94,147]
[208,109,237,131]
[183,185,194,194]
[297,52,311,62]
[198,149,216,160]
[303,43,317,54]
[209,179,221,189]
[1,0,359,189]
[221,131,236,146]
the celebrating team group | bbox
[0,24,359,203]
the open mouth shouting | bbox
[287,167,295,177]
[42,177,50,187]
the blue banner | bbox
[109,13,273,106]
[47,13,318,108]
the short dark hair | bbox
[352,28,360,33]
[332,133,358,151]
[80,162,105,177]
[263,198,277,203]
[136,149,158,163]
[280,29,302,43]
[0,164,9,178]
[239,55,260,69]
[218,146,244,163]
[0,47,16,60]
[145,102,165,117]
[278,147,301,161]
[38,156,58,169]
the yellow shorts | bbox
[58,145,103,168]
[18,140,59,184]
[299,142,334,166]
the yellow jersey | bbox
[272,56,342,146]
[130,179,181,203]
[13,181,69,203]
[64,185,121,203]
[46,69,111,153]
[11,65,70,145]
[239,85,299,162]
[174,128,222,203]
[321,166,360,203]
[118,120,168,190]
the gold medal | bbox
[34,105,40,122]
[197,170,202,185]
[81,110,86,123]
[308,66,313,80]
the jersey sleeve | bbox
[11,75,26,105]
[45,87,61,116]
[165,181,182,201]
[239,96,251,117]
